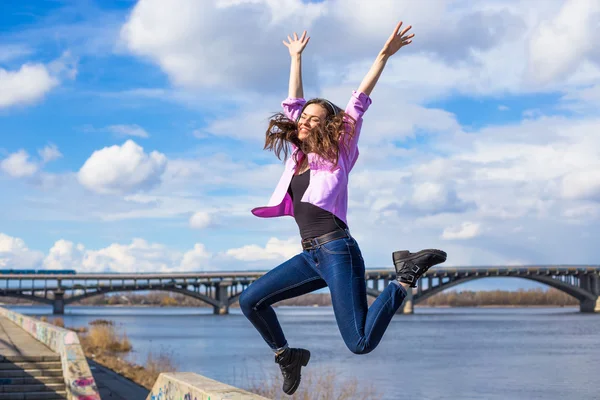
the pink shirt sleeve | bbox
[342,90,372,165]
[281,97,307,122]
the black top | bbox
[288,170,348,241]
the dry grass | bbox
[77,320,175,389]
[83,324,132,353]
[89,319,114,326]
[247,367,380,400]
[144,350,178,381]
[34,315,176,389]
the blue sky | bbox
[1,0,600,292]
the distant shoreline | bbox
[0,303,579,309]
[0,288,579,309]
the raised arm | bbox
[283,31,310,99]
[357,21,414,97]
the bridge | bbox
[0,266,599,315]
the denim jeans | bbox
[239,234,407,355]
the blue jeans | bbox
[239,234,407,355]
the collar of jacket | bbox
[290,147,342,172]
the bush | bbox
[89,319,114,326]
[160,296,178,307]
[84,324,132,353]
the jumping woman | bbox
[240,21,447,395]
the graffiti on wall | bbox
[1,308,108,400]
[149,379,208,400]
[73,377,96,388]
[75,395,101,400]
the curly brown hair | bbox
[263,98,356,169]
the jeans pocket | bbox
[320,238,350,255]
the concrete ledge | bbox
[148,372,271,400]
[0,307,101,400]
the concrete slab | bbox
[0,317,56,359]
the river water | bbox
[6,305,599,400]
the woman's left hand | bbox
[380,21,414,57]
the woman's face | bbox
[297,103,327,141]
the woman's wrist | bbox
[376,50,390,62]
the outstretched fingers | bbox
[392,21,403,37]
[283,31,309,45]
[399,25,412,38]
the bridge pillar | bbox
[399,287,414,315]
[580,297,600,313]
[580,274,600,313]
[53,291,65,315]
[213,282,231,315]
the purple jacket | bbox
[251,90,372,226]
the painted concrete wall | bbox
[0,307,101,400]
[148,372,272,400]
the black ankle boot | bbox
[393,249,447,287]
[274,348,310,395]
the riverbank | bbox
[41,316,175,390]
[1,288,579,308]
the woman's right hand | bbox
[283,31,310,57]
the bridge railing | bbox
[1,266,599,315]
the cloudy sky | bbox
[1,0,599,290]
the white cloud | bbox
[180,244,213,271]
[44,239,86,270]
[120,0,325,90]
[77,140,168,195]
[226,237,300,262]
[0,145,63,184]
[561,169,600,201]
[0,150,39,178]
[442,222,481,240]
[37,236,278,273]
[80,239,181,273]
[527,0,600,85]
[0,52,77,109]
[410,182,472,214]
[38,144,63,164]
[189,211,212,229]
[106,124,150,138]
[0,233,44,268]
[0,64,58,108]
[117,0,600,100]
[563,204,600,219]
[44,238,207,273]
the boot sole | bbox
[393,249,447,264]
[284,350,311,395]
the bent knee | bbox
[238,291,255,315]
[347,343,373,355]
[238,289,263,315]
